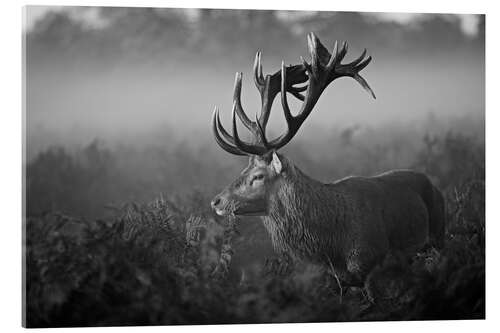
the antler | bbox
[212,55,307,155]
[269,32,375,150]
[212,32,375,156]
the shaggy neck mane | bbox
[268,165,323,221]
[262,162,345,257]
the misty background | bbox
[23,8,486,326]
[24,6,485,218]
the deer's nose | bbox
[211,196,222,209]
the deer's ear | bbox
[271,152,283,174]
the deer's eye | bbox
[251,174,265,185]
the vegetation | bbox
[24,131,484,327]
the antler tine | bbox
[349,48,367,67]
[326,40,338,70]
[233,72,254,131]
[307,33,319,77]
[353,70,376,99]
[252,52,277,129]
[215,109,236,144]
[231,101,267,155]
[255,113,269,148]
[354,55,372,72]
[338,41,348,62]
[257,75,273,128]
[253,51,265,91]
[280,61,294,124]
[258,54,264,83]
[212,107,246,156]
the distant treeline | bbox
[26,8,484,68]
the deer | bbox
[210,32,445,289]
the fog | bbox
[24,7,485,159]
[23,9,486,326]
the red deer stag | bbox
[210,32,445,287]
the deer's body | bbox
[262,160,445,284]
[210,33,446,287]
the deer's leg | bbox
[332,258,366,288]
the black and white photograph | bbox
[21,4,485,328]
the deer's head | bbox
[211,33,375,217]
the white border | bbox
[2,0,498,332]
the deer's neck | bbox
[262,164,347,259]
